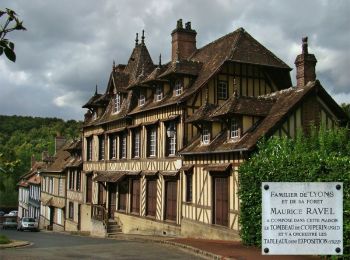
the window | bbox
[114,93,121,113]
[155,85,163,101]
[120,133,127,159]
[131,179,140,214]
[217,80,228,100]
[146,179,157,217]
[139,90,145,106]
[86,137,93,161]
[185,171,193,202]
[133,130,140,158]
[76,170,81,191]
[58,178,64,196]
[69,171,75,190]
[57,208,62,225]
[148,126,157,157]
[201,124,210,144]
[98,135,105,161]
[109,134,117,159]
[230,118,240,139]
[69,202,74,220]
[174,80,183,96]
[166,122,177,156]
[86,174,92,203]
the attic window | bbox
[155,85,163,101]
[114,93,121,113]
[218,81,228,100]
[230,118,240,139]
[139,90,145,106]
[174,80,183,96]
[201,124,211,145]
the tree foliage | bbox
[0,8,26,62]
[238,127,350,258]
[0,115,81,206]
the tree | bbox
[0,8,26,62]
[341,103,350,118]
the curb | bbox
[0,240,31,249]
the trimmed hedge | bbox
[238,128,350,258]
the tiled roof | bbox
[211,95,275,118]
[181,81,347,155]
[186,103,218,123]
[159,60,202,78]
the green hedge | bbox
[238,127,350,258]
[0,234,11,244]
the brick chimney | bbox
[55,135,66,153]
[171,19,197,61]
[295,37,317,87]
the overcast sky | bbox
[1,0,349,120]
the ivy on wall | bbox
[238,127,350,258]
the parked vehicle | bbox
[0,211,5,216]
[17,217,39,232]
[8,210,18,216]
[2,218,17,229]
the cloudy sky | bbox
[1,0,349,120]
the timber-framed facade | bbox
[81,20,348,239]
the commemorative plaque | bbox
[262,182,343,255]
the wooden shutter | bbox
[165,181,177,221]
[131,179,140,214]
[214,177,228,226]
[146,180,157,217]
[86,174,92,203]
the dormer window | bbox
[201,124,210,145]
[174,79,183,96]
[114,93,121,113]
[155,85,163,101]
[139,90,145,106]
[230,118,240,139]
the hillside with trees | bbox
[0,115,81,207]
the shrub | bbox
[0,234,11,244]
[238,127,350,258]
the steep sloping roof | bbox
[186,103,218,123]
[181,81,348,155]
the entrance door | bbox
[49,206,54,229]
[165,181,177,221]
[77,204,81,230]
[214,177,228,226]
[108,184,117,218]
[131,179,140,214]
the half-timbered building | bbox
[81,20,348,239]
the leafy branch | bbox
[0,8,26,62]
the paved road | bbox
[0,229,202,259]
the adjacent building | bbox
[81,20,348,239]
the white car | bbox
[17,217,39,232]
[8,210,18,216]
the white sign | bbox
[262,182,343,255]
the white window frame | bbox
[202,125,210,144]
[230,118,240,139]
[139,91,145,106]
[149,127,157,157]
[155,86,163,101]
[114,93,121,113]
[174,80,183,96]
[217,80,228,100]
[133,130,140,158]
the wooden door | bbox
[77,204,81,230]
[214,177,228,226]
[49,206,54,227]
[86,174,92,203]
[131,179,140,214]
[108,184,117,218]
[118,180,128,211]
[98,183,104,206]
[146,179,157,217]
[165,181,177,221]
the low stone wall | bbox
[181,218,240,241]
[115,212,181,237]
[80,204,92,232]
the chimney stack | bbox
[55,134,66,154]
[295,37,317,87]
[171,19,197,62]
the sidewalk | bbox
[166,238,322,260]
